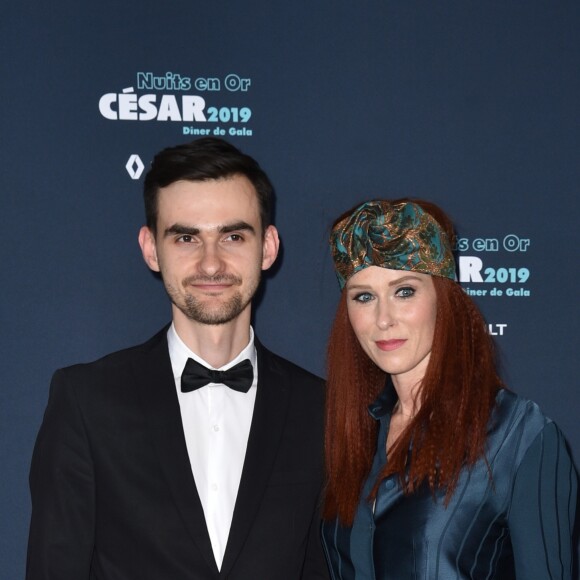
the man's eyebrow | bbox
[164,224,200,237]
[219,221,256,235]
[163,221,256,238]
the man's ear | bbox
[138,226,160,272]
[261,225,280,271]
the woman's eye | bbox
[396,286,415,298]
[353,292,373,303]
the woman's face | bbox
[346,266,438,390]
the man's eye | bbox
[226,234,243,242]
[353,292,373,303]
[177,234,194,243]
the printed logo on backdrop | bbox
[457,233,532,337]
[99,71,254,139]
[98,71,255,180]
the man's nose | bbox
[198,243,225,276]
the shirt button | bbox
[211,483,218,491]
[385,480,395,490]
[213,425,220,432]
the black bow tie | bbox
[181,358,254,394]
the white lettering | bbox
[157,95,182,121]
[118,91,138,120]
[182,96,207,121]
[138,94,157,121]
[98,93,118,120]
[458,256,483,283]
[99,92,207,122]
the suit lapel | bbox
[220,341,292,577]
[134,329,219,577]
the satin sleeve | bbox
[508,421,578,580]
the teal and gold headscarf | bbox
[330,200,456,289]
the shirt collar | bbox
[167,323,257,380]
[368,378,398,420]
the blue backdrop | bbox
[2,1,579,577]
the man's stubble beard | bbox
[165,273,260,326]
[181,291,245,325]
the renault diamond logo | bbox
[126,154,145,179]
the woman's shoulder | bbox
[488,388,564,466]
[487,389,565,466]
[495,388,551,426]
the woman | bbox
[322,199,577,579]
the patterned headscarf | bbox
[330,200,456,289]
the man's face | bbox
[139,175,279,326]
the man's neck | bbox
[172,308,252,368]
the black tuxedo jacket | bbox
[27,328,329,579]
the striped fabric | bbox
[322,389,577,579]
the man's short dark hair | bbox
[143,137,274,234]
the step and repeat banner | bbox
[2,1,578,576]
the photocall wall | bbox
[2,0,579,576]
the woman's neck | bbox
[391,378,422,419]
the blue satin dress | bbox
[322,388,577,579]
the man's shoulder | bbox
[54,326,169,381]
[256,340,324,387]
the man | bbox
[27,138,328,579]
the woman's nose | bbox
[376,301,394,330]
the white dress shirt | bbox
[167,323,258,570]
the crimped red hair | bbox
[323,199,502,525]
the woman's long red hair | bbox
[323,200,502,525]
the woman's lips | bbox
[375,339,407,351]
